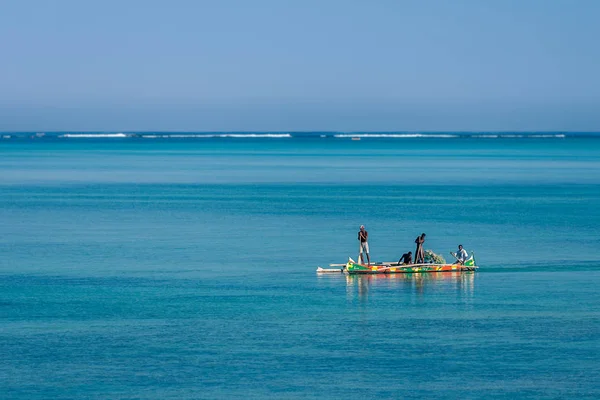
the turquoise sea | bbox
[1,133,600,399]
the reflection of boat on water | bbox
[345,270,476,298]
[316,266,476,299]
[348,271,473,281]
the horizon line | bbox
[2,130,600,134]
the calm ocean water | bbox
[1,134,599,399]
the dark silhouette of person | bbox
[415,233,426,263]
[398,251,413,265]
[358,225,370,266]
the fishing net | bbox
[424,250,446,264]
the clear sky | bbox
[1,0,599,131]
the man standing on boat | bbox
[415,233,426,263]
[452,244,469,264]
[358,225,370,266]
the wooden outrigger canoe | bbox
[317,257,478,274]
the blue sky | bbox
[1,0,599,131]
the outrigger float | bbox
[317,255,478,275]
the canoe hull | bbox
[346,261,477,274]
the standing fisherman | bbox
[358,225,371,266]
[414,233,426,263]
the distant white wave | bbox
[221,133,291,138]
[60,133,128,138]
[528,134,566,138]
[140,134,292,138]
[334,134,459,138]
[463,134,566,139]
[52,132,569,140]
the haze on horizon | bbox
[1,0,599,132]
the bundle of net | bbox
[424,250,446,264]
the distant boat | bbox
[351,137,361,141]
